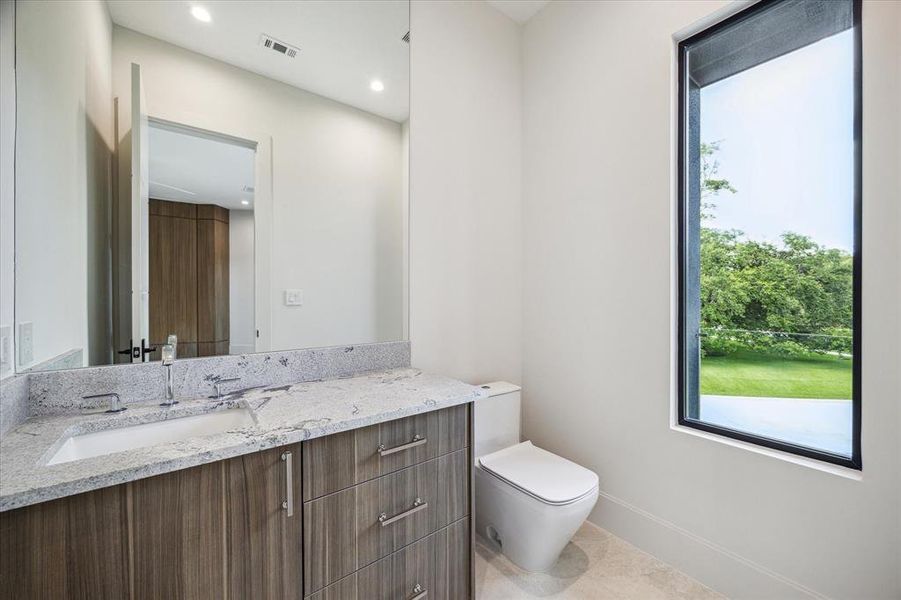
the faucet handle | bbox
[83,393,126,414]
[213,377,242,399]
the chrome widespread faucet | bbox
[160,344,178,407]
[83,392,126,413]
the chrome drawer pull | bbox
[378,497,428,527]
[410,584,427,600]
[281,451,294,517]
[378,434,427,457]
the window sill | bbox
[670,423,863,481]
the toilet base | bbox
[474,464,599,572]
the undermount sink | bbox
[46,407,256,466]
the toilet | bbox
[474,382,599,572]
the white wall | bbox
[14,0,113,370]
[521,1,900,598]
[409,0,523,385]
[112,27,406,352]
[0,0,15,378]
[229,209,255,355]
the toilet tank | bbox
[474,382,522,459]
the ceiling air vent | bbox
[259,34,299,58]
[402,31,410,44]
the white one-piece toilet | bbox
[474,382,599,572]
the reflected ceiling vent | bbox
[402,31,410,44]
[259,34,299,58]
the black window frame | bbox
[676,0,862,470]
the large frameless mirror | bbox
[10,0,410,372]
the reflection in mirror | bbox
[11,1,410,372]
[147,121,257,359]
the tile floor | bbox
[475,522,724,599]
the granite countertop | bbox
[0,368,486,512]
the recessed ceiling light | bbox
[191,6,212,23]
[370,80,385,92]
[241,200,250,206]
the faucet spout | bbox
[165,365,175,403]
[160,343,179,407]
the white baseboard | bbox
[591,490,829,600]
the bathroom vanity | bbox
[0,367,483,600]
[0,1,474,597]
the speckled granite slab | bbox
[28,341,410,415]
[0,368,485,512]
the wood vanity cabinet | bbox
[0,404,473,600]
[129,442,303,599]
[301,403,472,599]
[0,482,131,599]
[0,443,301,600]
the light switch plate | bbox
[284,289,304,307]
[18,321,33,366]
[0,325,11,374]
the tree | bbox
[700,230,853,357]
[698,143,852,358]
[700,141,737,221]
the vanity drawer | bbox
[305,517,472,600]
[303,403,470,501]
[303,448,470,595]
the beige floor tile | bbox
[475,522,724,599]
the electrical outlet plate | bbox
[0,325,11,374]
[18,321,33,366]
[284,289,303,307]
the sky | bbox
[700,30,855,252]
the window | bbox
[677,0,861,468]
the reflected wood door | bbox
[149,199,198,352]
[197,205,229,355]
[149,199,229,358]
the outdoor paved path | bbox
[700,394,852,457]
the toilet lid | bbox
[478,441,599,505]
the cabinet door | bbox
[226,442,303,600]
[0,485,129,599]
[130,460,226,600]
[437,517,471,600]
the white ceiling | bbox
[149,123,256,211]
[107,0,410,123]
[485,0,550,24]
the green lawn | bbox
[700,350,852,400]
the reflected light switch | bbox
[284,289,303,307]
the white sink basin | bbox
[46,407,256,466]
